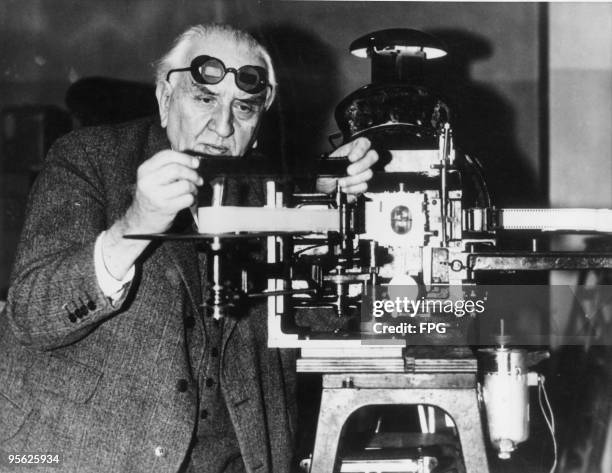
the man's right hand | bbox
[127,150,203,234]
[100,150,202,280]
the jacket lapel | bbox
[161,235,203,319]
[142,121,204,335]
[222,319,271,472]
[145,120,272,470]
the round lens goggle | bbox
[166,55,269,95]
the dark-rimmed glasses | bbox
[166,55,269,94]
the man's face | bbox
[157,34,269,156]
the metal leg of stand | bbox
[309,373,489,473]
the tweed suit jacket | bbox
[0,118,297,473]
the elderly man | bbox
[0,24,377,473]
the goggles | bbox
[166,55,269,94]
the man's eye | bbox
[196,95,215,104]
[237,103,254,113]
[234,102,260,118]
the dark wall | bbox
[1,0,542,166]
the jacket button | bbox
[205,378,214,388]
[64,305,77,322]
[165,268,180,287]
[210,347,219,357]
[154,446,167,458]
[176,379,189,392]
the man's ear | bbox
[156,81,172,128]
[264,86,276,111]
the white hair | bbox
[155,24,277,107]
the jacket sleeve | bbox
[6,129,132,350]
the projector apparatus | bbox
[129,29,612,473]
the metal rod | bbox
[439,123,451,247]
[469,252,612,271]
[210,236,223,320]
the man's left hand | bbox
[316,137,378,196]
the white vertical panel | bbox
[549,4,612,353]
[549,3,612,208]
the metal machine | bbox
[130,29,612,473]
[183,126,611,472]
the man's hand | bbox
[125,150,203,234]
[316,137,378,196]
[101,150,202,280]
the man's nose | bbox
[208,104,234,138]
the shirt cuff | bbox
[94,231,134,302]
